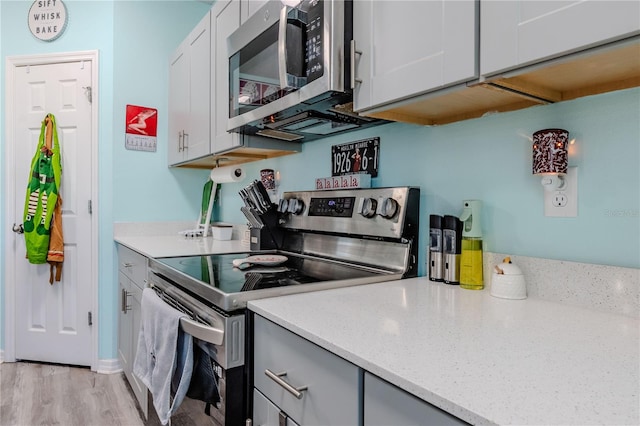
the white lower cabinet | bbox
[117,245,149,419]
[363,372,466,426]
[253,315,359,425]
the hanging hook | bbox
[82,86,92,104]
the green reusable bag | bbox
[23,114,62,264]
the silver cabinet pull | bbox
[121,288,131,314]
[265,369,307,399]
[350,39,363,89]
[122,262,133,268]
[178,131,183,152]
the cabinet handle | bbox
[178,131,183,152]
[121,288,131,314]
[350,39,363,90]
[122,262,133,268]
[265,369,308,399]
[183,132,189,150]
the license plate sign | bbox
[331,137,380,177]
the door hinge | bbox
[88,311,93,326]
[88,200,92,214]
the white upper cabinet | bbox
[168,12,211,166]
[481,0,640,76]
[168,43,189,166]
[353,0,477,113]
[241,0,269,24]
[212,0,242,154]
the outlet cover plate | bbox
[544,167,578,217]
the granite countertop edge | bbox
[248,278,639,426]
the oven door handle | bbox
[180,317,224,346]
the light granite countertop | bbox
[114,234,248,258]
[113,221,249,258]
[248,278,639,426]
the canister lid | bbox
[442,215,462,231]
[430,215,442,228]
[494,257,523,275]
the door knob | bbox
[12,223,24,234]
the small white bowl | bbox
[491,262,527,300]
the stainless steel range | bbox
[146,186,419,425]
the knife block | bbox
[249,208,282,251]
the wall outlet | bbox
[544,167,578,217]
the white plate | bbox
[232,255,288,269]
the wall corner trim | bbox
[96,358,122,374]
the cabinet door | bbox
[185,12,212,161]
[481,0,640,76]
[353,1,477,112]
[253,389,300,426]
[241,0,269,24]
[213,0,243,154]
[128,283,148,418]
[253,316,359,426]
[364,372,467,426]
[117,272,132,379]
[168,41,189,166]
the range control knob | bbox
[277,198,289,213]
[287,198,305,215]
[360,198,377,218]
[378,197,399,219]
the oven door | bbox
[144,273,247,426]
[227,0,346,132]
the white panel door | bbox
[213,0,242,154]
[186,12,211,161]
[13,61,93,366]
[481,0,640,75]
[353,0,477,112]
[168,42,189,165]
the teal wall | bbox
[0,1,210,360]
[1,1,638,364]
[217,88,640,271]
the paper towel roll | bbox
[210,166,245,183]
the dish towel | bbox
[186,338,222,416]
[133,288,194,425]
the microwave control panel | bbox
[303,0,323,82]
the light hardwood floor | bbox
[1,361,144,426]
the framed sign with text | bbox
[331,137,380,177]
[28,0,68,41]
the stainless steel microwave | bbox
[227,0,385,142]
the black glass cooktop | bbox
[156,252,377,295]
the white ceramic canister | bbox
[490,258,527,299]
[212,225,233,240]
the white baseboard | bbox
[0,349,4,363]
[96,358,122,374]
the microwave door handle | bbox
[278,5,291,91]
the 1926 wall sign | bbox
[28,0,68,42]
[331,137,380,177]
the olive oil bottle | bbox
[459,200,484,290]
